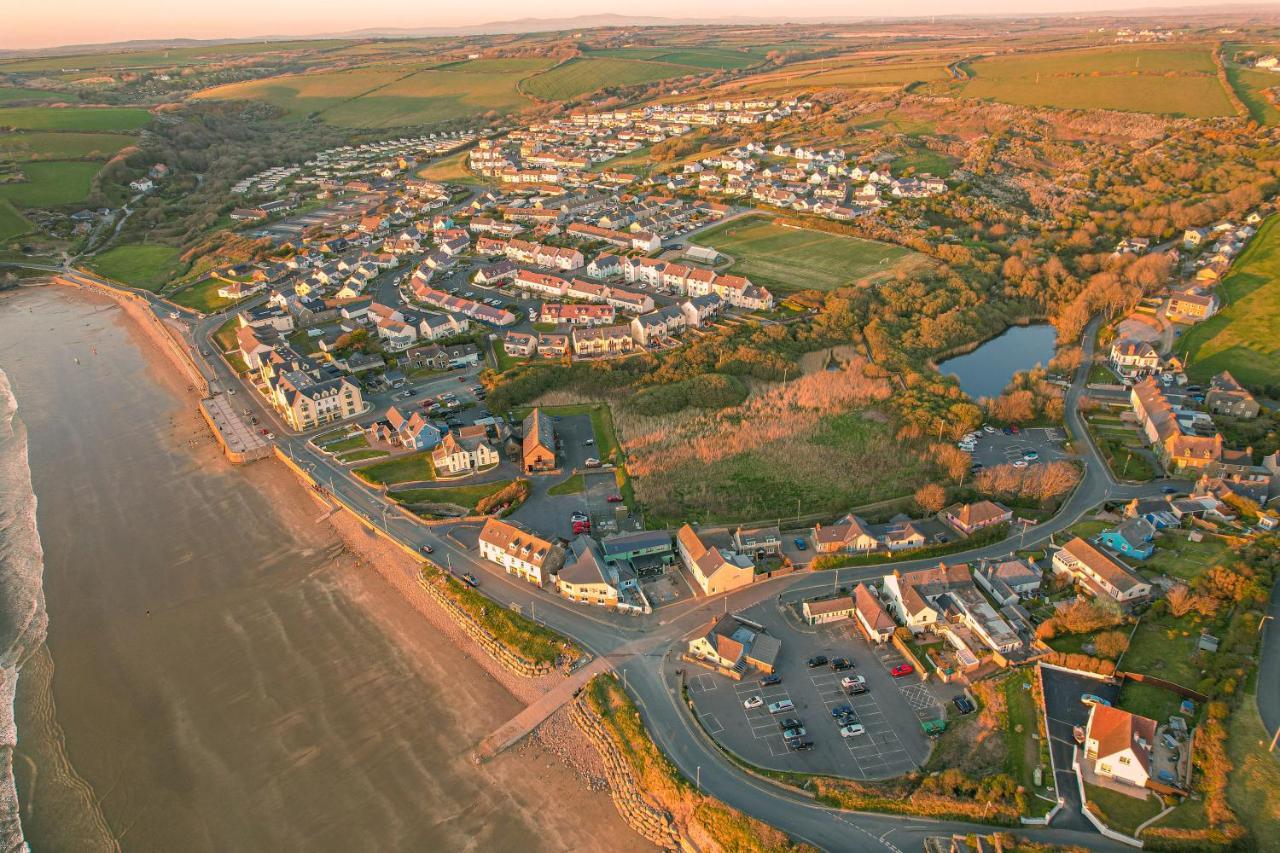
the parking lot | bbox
[686,602,947,780]
[965,426,1069,472]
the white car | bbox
[1013,459,1029,468]
[840,723,866,738]
[983,425,996,433]
[743,696,764,710]
[841,675,866,690]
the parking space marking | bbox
[699,712,724,735]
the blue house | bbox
[1099,518,1157,561]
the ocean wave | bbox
[0,366,49,852]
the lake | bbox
[937,324,1057,400]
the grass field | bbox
[1179,215,1280,388]
[742,59,950,94]
[689,216,917,293]
[0,200,32,241]
[524,57,695,100]
[1226,688,1280,851]
[1085,783,1164,837]
[390,479,514,510]
[353,451,435,485]
[416,150,488,185]
[194,67,409,118]
[547,472,585,496]
[586,46,763,70]
[1225,63,1280,125]
[87,243,185,291]
[0,160,101,206]
[1139,531,1233,583]
[1118,613,1211,721]
[0,40,353,73]
[959,45,1235,117]
[169,277,238,313]
[0,130,132,161]
[0,106,151,131]
[0,87,68,103]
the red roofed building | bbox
[1084,704,1157,789]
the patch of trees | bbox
[629,373,748,416]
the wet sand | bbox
[0,286,649,852]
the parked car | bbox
[1010,425,1020,434]
[790,740,815,751]
[760,675,782,687]
[806,655,829,668]
[584,458,601,468]
[983,424,996,433]
[841,675,867,691]
[839,723,867,738]
[1013,460,1029,468]
[890,664,915,678]
[743,696,764,710]
[461,573,479,588]
[1023,450,1039,460]
[793,538,807,550]
[606,494,623,503]
[583,438,595,446]
[830,658,853,671]
[830,704,854,718]
[1162,486,1178,494]
[953,695,975,714]
[782,726,806,740]
[419,545,434,555]
[1081,693,1111,708]
[778,718,802,731]
[767,699,795,714]
[1002,426,1013,435]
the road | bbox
[1259,581,1280,745]
[23,250,1192,851]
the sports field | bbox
[0,200,32,242]
[1179,215,1280,388]
[87,243,186,292]
[0,131,132,161]
[689,216,918,293]
[0,106,151,131]
[958,45,1234,117]
[523,57,695,100]
[0,161,101,206]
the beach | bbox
[0,284,650,852]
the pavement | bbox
[1039,667,1123,831]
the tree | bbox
[1094,630,1130,659]
[914,483,948,514]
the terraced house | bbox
[571,324,634,357]
[478,518,564,587]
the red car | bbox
[890,664,915,678]
[606,494,623,503]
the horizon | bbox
[4,0,1256,51]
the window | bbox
[1119,756,1131,765]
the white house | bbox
[477,518,564,587]
[1084,704,1156,789]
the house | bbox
[477,518,564,586]
[687,614,781,675]
[881,520,928,551]
[1084,704,1157,789]
[129,177,155,193]
[853,583,896,644]
[522,408,557,473]
[944,501,1012,536]
[236,324,277,370]
[1051,537,1151,604]
[802,596,855,626]
[571,324,634,357]
[881,563,972,633]
[1131,377,1226,471]
[1167,289,1219,323]
[504,331,537,357]
[555,536,630,607]
[812,514,881,554]
[600,530,674,576]
[1205,371,1260,418]
[1109,339,1162,378]
[974,558,1042,605]
[733,525,781,559]
[384,405,442,450]
[272,373,363,431]
[431,430,500,476]
[418,313,470,342]
[677,524,754,596]
[1099,517,1157,560]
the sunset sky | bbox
[7,0,1228,51]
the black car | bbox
[778,718,803,731]
[837,713,858,727]
[419,545,434,555]
[953,695,975,714]
[790,739,815,751]
[806,655,829,668]
[830,658,853,671]
[760,674,782,687]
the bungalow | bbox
[478,518,564,587]
[974,558,1042,606]
[1051,537,1151,604]
[812,514,881,554]
[1099,517,1157,560]
[881,521,928,551]
[1084,704,1156,790]
[945,501,1012,536]
[853,582,896,644]
[677,524,754,596]
[802,595,855,626]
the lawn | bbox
[213,315,240,352]
[523,57,695,100]
[1226,688,1280,850]
[1118,612,1219,720]
[87,243,185,291]
[1004,670,1054,812]
[390,479,514,510]
[959,45,1235,118]
[547,472,585,496]
[168,277,242,313]
[0,106,152,131]
[0,131,132,161]
[689,216,917,293]
[1085,782,1165,836]
[0,200,31,242]
[353,451,436,485]
[1140,531,1233,582]
[416,150,488,185]
[321,434,369,453]
[891,148,955,177]
[0,160,101,206]
[1179,215,1280,388]
[336,448,388,463]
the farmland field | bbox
[0,131,132,161]
[0,87,68,103]
[741,59,950,94]
[523,57,695,100]
[0,40,352,73]
[959,45,1235,117]
[87,243,186,291]
[0,106,152,131]
[1225,63,1280,125]
[193,67,410,118]
[0,200,32,241]
[0,161,101,206]
[690,215,919,292]
[1179,215,1280,388]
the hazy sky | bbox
[6,0,1229,51]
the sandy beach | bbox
[0,284,651,852]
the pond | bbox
[937,324,1057,400]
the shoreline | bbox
[5,284,644,850]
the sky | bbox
[5,0,1233,51]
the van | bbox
[768,699,795,715]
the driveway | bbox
[1040,665,1122,832]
